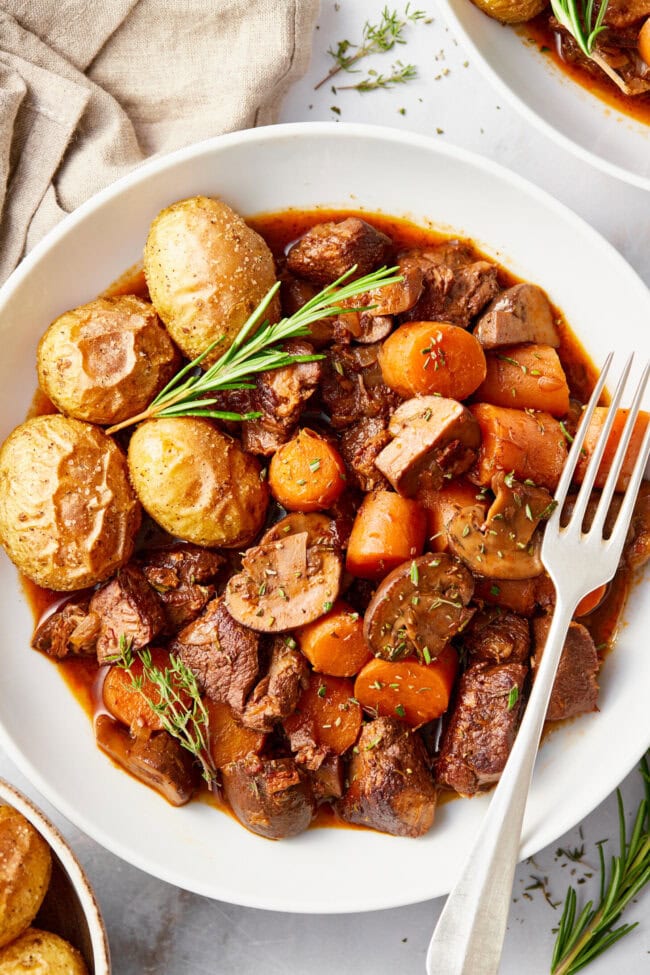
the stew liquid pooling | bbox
[18,208,649,841]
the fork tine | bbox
[549,352,613,517]
[568,353,634,530]
[590,360,650,538]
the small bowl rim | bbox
[0,777,110,974]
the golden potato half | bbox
[0,415,141,590]
[0,808,52,949]
[128,417,269,547]
[0,928,88,975]
[37,295,179,425]
[144,196,280,365]
[470,0,547,23]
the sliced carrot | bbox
[268,428,346,512]
[354,645,458,727]
[573,408,649,493]
[575,584,608,617]
[284,673,362,754]
[206,699,266,769]
[474,344,570,417]
[296,599,372,677]
[102,647,184,733]
[418,478,490,553]
[469,402,567,491]
[378,321,487,400]
[345,490,427,580]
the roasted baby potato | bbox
[128,417,269,548]
[0,807,52,949]
[37,295,179,425]
[470,0,548,23]
[0,415,141,590]
[144,196,280,365]
[0,927,88,974]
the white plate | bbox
[439,0,650,191]
[0,123,648,913]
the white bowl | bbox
[439,0,650,191]
[0,123,648,913]
[0,779,110,973]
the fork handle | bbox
[426,591,578,975]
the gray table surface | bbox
[2,2,649,973]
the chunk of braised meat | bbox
[473,283,560,349]
[308,753,344,803]
[286,218,391,285]
[339,416,391,492]
[31,597,99,659]
[140,544,224,630]
[320,343,401,429]
[95,714,199,806]
[436,661,528,796]
[375,396,480,496]
[463,608,530,665]
[400,246,500,329]
[279,272,337,346]
[336,717,437,837]
[474,574,556,617]
[90,565,165,664]
[221,755,316,839]
[171,598,260,713]
[402,241,477,271]
[242,340,322,456]
[332,309,393,345]
[364,552,475,662]
[531,617,599,721]
[625,481,650,569]
[552,16,650,94]
[242,638,309,732]
[604,0,650,29]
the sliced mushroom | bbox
[474,283,560,349]
[375,396,481,496]
[447,472,556,579]
[261,511,338,548]
[225,530,342,633]
[363,552,475,662]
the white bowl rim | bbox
[0,777,110,973]
[0,121,648,914]
[437,0,650,193]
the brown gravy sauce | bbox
[521,15,650,127]
[21,209,627,823]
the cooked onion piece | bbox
[127,417,269,548]
[143,196,280,365]
[0,415,141,590]
[37,295,179,425]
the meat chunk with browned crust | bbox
[336,717,437,837]
[242,638,309,731]
[171,598,260,713]
[531,617,599,721]
[90,565,165,664]
[242,340,322,455]
[221,755,316,839]
[436,661,528,796]
[320,343,401,429]
[140,543,224,630]
[464,608,530,666]
[338,416,391,492]
[400,247,500,329]
[31,597,99,658]
[286,218,391,285]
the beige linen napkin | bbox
[0,0,319,284]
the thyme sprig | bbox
[315,4,428,90]
[550,751,650,974]
[106,264,402,434]
[338,61,418,92]
[109,636,218,788]
[549,1,633,94]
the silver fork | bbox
[426,353,650,975]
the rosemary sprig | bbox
[338,60,418,92]
[549,1,634,94]
[315,4,428,90]
[109,636,218,788]
[106,264,402,434]
[550,751,650,974]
